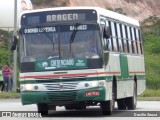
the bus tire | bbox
[117,98,127,110]
[65,105,74,110]
[75,105,86,110]
[112,77,117,109]
[100,100,112,115]
[125,81,137,110]
[37,103,48,116]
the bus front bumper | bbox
[21,87,105,105]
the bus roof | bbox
[21,6,139,26]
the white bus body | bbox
[19,7,145,115]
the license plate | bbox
[85,90,100,96]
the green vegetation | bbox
[138,89,160,101]
[140,89,160,97]
[0,29,13,65]
[144,35,160,89]
[138,97,160,101]
[0,92,20,99]
[0,48,9,65]
[142,17,160,90]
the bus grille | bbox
[44,82,79,91]
[47,91,77,102]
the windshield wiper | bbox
[32,25,55,51]
[70,23,80,53]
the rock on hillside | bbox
[32,0,160,21]
[68,0,160,21]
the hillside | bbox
[31,0,160,21]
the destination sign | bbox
[21,9,97,26]
[46,13,81,22]
[24,27,57,34]
[22,24,98,34]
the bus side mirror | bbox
[103,26,111,39]
[11,36,18,51]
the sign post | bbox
[13,0,17,92]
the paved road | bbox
[0,99,159,120]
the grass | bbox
[139,89,160,97]
[143,34,160,90]
[138,97,160,101]
[0,92,20,99]
[138,89,160,101]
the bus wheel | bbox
[37,103,48,116]
[75,105,86,110]
[125,81,137,110]
[112,79,116,109]
[117,98,127,110]
[65,105,74,110]
[100,100,112,115]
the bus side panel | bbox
[108,53,145,99]
[116,80,135,99]
[128,55,146,95]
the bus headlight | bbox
[91,81,98,87]
[98,81,105,86]
[25,84,32,91]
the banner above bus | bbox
[21,9,97,26]
[35,58,88,71]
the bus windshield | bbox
[20,24,102,62]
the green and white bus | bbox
[17,7,145,115]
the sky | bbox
[0,0,32,31]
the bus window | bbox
[112,38,117,52]
[123,40,128,54]
[127,26,132,54]
[111,22,116,35]
[128,41,132,54]
[135,29,141,55]
[60,24,102,59]
[120,24,127,53]
[134,28,139,54]
[114,23,119,51]
[131,27,137,55]
[124,25,129,53]
[138,29,143,54]
[111,21,118,52]
[101,20,111,51]
[108,21,114,51]
[117,23,123,52]
[129,27,135,54]
[20,35,25,62]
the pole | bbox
[8,28,11,66]
[13,0,17,92]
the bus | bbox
[16,7,145,115]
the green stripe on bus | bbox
[120,54,129,78]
